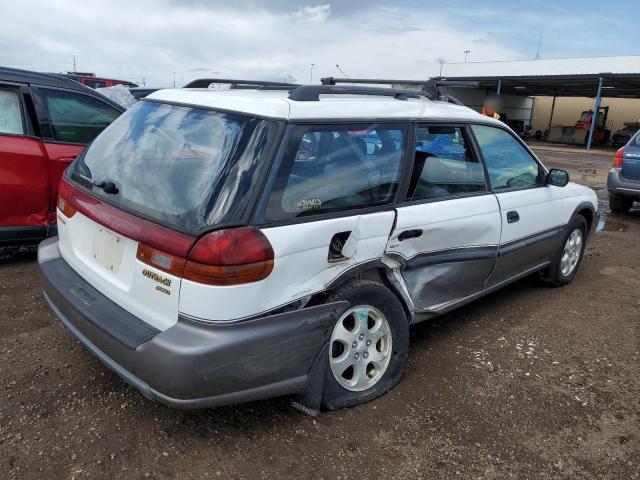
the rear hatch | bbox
[622,133,640,181]
[58,99,279,331]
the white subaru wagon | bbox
[38,80,598,413]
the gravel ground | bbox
[1,149,639,479]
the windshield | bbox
[68,100,278,234]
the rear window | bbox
[67,100,278,234]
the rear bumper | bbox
[38,237,346,409]
[607,168,640,198]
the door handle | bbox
[507,211,520,224]
[398,229,423,241]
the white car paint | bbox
[147,88,491,123]
[178,212,396,322]
[57,210,181,331]
[386,195,502,259]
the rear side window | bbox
[472,124,540,190]
[264,123,406,221]
[408,125,486,200]
[0,89,24,135]
[39,88,121,144]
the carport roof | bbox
[434,73,640,98]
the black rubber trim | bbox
[391,246,498,270]
[569,201,598,234]
[498,227,565,256]
[40,255,160,349]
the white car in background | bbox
[39,79,598,414]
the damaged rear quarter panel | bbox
[177,211,397,322]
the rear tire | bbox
[544,215,588,287]
[609,194,634,214]
[321,280,408,410]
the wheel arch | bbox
[314,261,413,321]
[570,200,597,235]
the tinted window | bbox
[408,126,486,200]
[264,124,406,221]
[68,101,278,234]
[40,89,121,144]
[472,125,540,190]
[0,89,24,135]
[84,79,108,88]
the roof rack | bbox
[183,78,299,89]
[287,85,427,101]
[320,77,478,105]
[180,77,478,105]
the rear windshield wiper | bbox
[78,174,120,195]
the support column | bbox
[547,95,557,137]
[587,77,604,151]
[496,79,502,95]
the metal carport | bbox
[434,73,640,150]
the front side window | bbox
[39,88,121,144]
[264,124,406,221]
[472,124,541,190]
[408,125,486,200]
[0,89,24,135]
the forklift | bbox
[575,106,611,144]
[548,106,611,145]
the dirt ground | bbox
[1,148,639,480]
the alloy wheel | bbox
[329,305,392,392]
[560,228,583,277]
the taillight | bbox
[614,147,624,168]
[136,227,274,286]
[184,227,274,285]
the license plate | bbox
[91,227,124,273]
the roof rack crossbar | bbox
[287,85,426,101]
[183,78,300,89]
[320,77,478,101]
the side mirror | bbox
[547,168,569,187]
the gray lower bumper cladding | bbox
[608,169,640,197]
[38,237,348,412]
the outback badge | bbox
[142,269,172,287]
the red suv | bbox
[0,67,124,245]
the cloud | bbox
[2,0,629,87]
[291,4,331,22]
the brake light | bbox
[614,147,624,168]
[184,227,274,285]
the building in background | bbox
[437,56,640,147]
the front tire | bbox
[544,215,588,287]
[321,280,409,410]
[609,194,634,214]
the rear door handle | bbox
[398,229,423,241]
[507,211,520,223]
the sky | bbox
[2,0,639,87]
